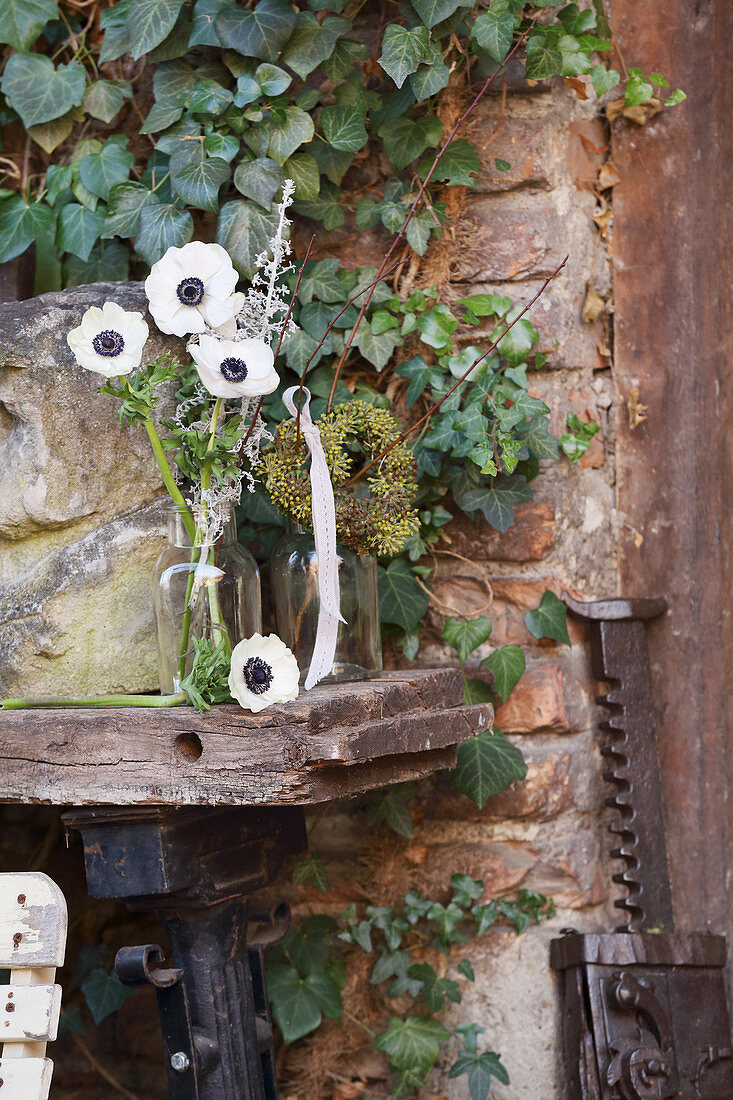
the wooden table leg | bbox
[63,806,307,1100]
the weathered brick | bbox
[566,118,609,190]
[432,751,573,822]
[442,500,555,562]
[453,195,568,282]
[495,662,569,734]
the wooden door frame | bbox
[611,0,732,936]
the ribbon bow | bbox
[282,386,346,689]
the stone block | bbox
[0,283,186,695]
[442,500,555,562]
[452,194,569,283]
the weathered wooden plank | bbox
[0,875,67,969]
[0,671,491,806]
[0,985,61,1043]
[612,0,733,937]
[0,1056,54,1099]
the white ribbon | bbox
[282,386,346,689]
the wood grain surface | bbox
[0,670,492,807]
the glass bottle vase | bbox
[152,504,262,693]
[270,529,382,685]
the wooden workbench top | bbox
[0,669,491,807]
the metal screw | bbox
[170,1052,190,1073]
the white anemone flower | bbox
[67,301,149,378]
[190,334,279,399]
[228,633,300,713]
[144,242,240,337]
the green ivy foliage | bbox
[270,876,555,1097]
[0,0,679,282]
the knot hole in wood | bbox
[174,732,203,762]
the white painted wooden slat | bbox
[0,874,67,968]
[0,984,61,1043]
[0,1055,54,1099]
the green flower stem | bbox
[2,692,187,710]
[178,398,227,679]
[143,416,196,542]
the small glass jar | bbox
[152,504,262,693]
[270,528,382,685]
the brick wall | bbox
[276,79,620,1099]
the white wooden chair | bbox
[0,873,67,1100]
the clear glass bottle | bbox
[152,504,262,693]
[270,528,382,685]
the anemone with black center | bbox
[176,276,205,307]
[92,329,125,358]
[220,356,248,384]
[242,656,273,695]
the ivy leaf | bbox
[381,114,441,170]
[298,257,344,303]
[64,239,129,286]
[419,138,479,187]
[79,143,135,202]
[45,165,72,206]
[267,963,326,1043]
[0,196,53,262]
[449,1049,510,1096]
[135,203,193,265]
[472,8,516,62]
[81,968,136,1025]
[589,64,619,97]
[186,79,233,115]
[103,181,161,239]
[456,473,532,533]
[321,103,368,152]
[410,59,450,99]
[417,303,459,351]
[354,326,402,371]
[625,67,654,107]
[292,851,330,893]
[57,203,105,262]
[233,157,282,208]
[281,11,348,79]
[525,34,563,80]
[492,311,539,364]
[171,155,230,212]
[81,80,129,124]
[99,0,187,62]
[284,152,320,202]
[268,106,315,164]
[665,89,686,107]
[375,1016,451,1075]
[216,199,278,278]
[441,617,492,663]
[395,355,443,408]
[0,0,58,50]
[378,559,429,633]
[449,730,527,808]
[524,589,570,645]
[411,0,466,29]
[480,645,525,702]
[521,415,559,460]
[1,55,85,129]
[203,131,240,162]
[256,62,292,96]
[294,180,346,230]
[216,0,297,63]
[189,0,232,47]
[141,102,183,135]
[368,784,416,838]
[378,24,433,89]
[322,36,368,83]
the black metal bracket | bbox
[64,805,307,1100]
